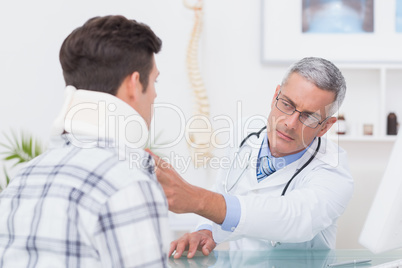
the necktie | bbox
[256,156,276,182]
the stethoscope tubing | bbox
[228,126,321,196]
[280,137,321,196]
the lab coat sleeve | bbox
[218,163,354,244]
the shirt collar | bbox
[259,133,313,171]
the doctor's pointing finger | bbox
[146,149,226,223]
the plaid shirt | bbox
[0,134,169,267]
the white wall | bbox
[336,140,394,249]
[0,0,393,249]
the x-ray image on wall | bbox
[397,0,402,32]
[302,0,374,33]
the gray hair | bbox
[281,57,346,116]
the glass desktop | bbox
[167,249,402,268]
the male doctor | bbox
[151,57,354,258]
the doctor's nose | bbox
[284,112,300,129]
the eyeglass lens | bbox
[276,98,320,128]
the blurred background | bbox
[0,0,400,249]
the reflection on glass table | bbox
[167,249,402,268]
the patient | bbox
[0,15,169,267]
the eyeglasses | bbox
[275,93,329,129]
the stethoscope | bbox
[224,126,321,195]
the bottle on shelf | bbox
[337,114,347,135]
[387,112,398,135]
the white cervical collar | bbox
[52,85,149,150]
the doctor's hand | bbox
[170,230,216,259]
[146,149,226,224]
[146,149,202,214]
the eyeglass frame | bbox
[275,92,331,129]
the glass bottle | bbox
[387,112,398,135]
[337,114,346,135]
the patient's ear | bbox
[116,72,143,106]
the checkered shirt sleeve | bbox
[0,139,169,268]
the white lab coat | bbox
[199,126,354,250]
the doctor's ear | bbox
[317,117,337,137]
[272,85,281,105]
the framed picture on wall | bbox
[261,0,402,64]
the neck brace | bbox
[51,85,149,150]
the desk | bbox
[167,249,402,267]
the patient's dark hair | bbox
[59,15,162,95]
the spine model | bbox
[184,0,214,166]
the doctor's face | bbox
[267,73,337,157]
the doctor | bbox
[151,57,354,258]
